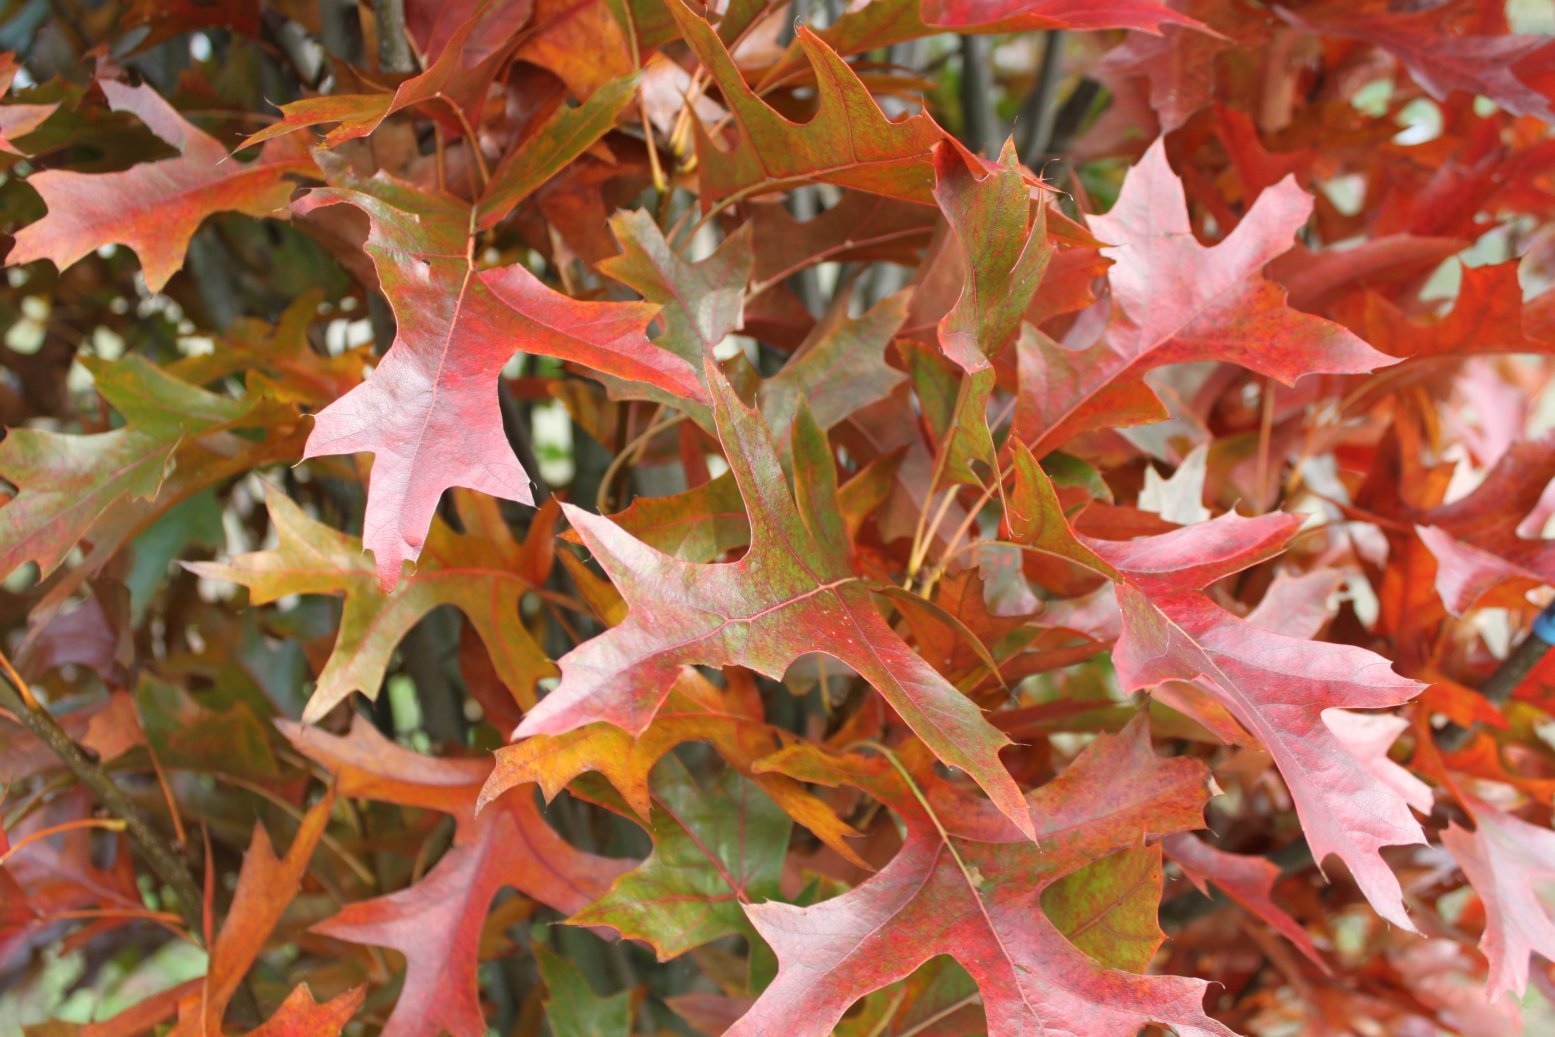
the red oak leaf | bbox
[931,139,1050,373]
[726,717,1236,1037]
[0,53,56,154]
[240,10,524,155]
[293,171,706,589]
[783,0,1206,75]
[1092,517,1428,930]
[516,375,1035,840]
[1017,139,1396,455]
[280,719,628,1037]
[1005,455,1427,928]
[169,794,335,1037]
[1413,436,1555,614]
[1341,262,1555,360]
[667,0,973,208]
[1278,0,1555,123]
[1098,0,1245,131]
[924,0,1200,32]
[8,80,315,291]
[483,669,864,866]
[1163,833,1325,968]
[1442,800,1555,1000]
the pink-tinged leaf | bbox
[1278,1,1555,123]
[8,80,315,291]
[294,172,705,589]
[1163,833,1326,968]
[1412,436,1555,614]
[1003,461,1426,928]
[1091,515,1427,930]
[1019,139,1395,455]
[516,367,1034,840]
[1098,0,1240,131]
[1326,711,1434,814]
[1442,801,1555,1000]
[282,719,628,1037]
[0,53,56,154]
[1243,568,1345,641]
[728,717,1236,1037]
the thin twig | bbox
[0,653,206,938]
[1438,599,1555,749]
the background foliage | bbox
[3,0,1555,1035]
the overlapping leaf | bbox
[292,171,706,588]
[727,717,1233,1037]
[9,80,315,291]
[280,719,628,1037]
[189,487,554,722]
[516,375,1034,839]
[1017,139,1396,455]
[0,356,298,583]
[569,758,791,960]
[1006,453,1427,928]
[667,0,972,207]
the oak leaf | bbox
[776,0,1204,79]
[516,374,1034,839]
[239,985,366,1037]
[0,53,56,154]
[292,171,706,588]
[1412,437,1555,614]
[667,0,964,208]
[0,356,291,583]
[1278,0,1555,123]
[1006,453,1427,928]
[1162,833,1325,967]
[169,794,335,1036]
[568,758,792,960]
[1017,139,1396,455]
[8,80,315,291]
[535,943,631,1037]
[189,487,554,723]
[484,669,862,864]
[727,717,1235,1037]
[1442,800,1555,1000]
[281,719,628,1037]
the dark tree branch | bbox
[1015,30,1065,167]
[958,36,997,158]
[318,0,364,68]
